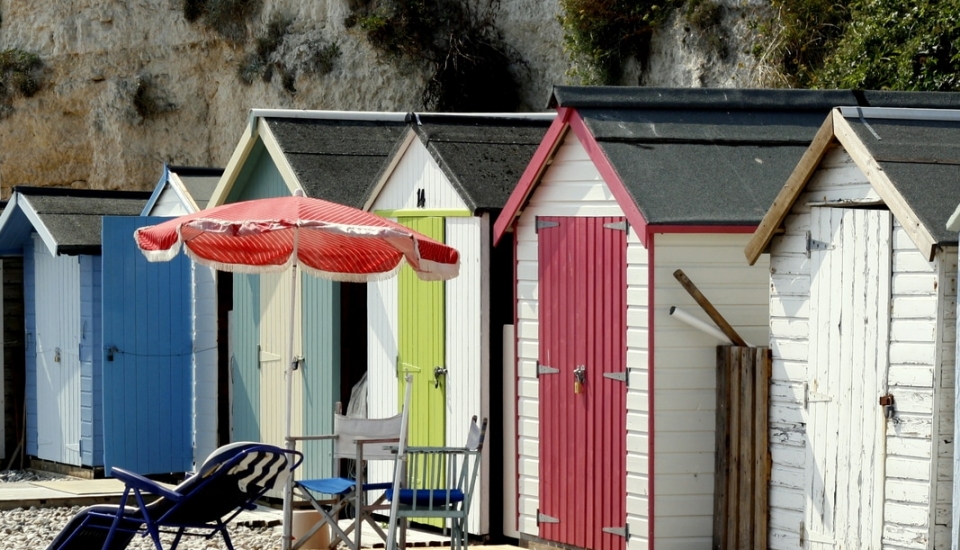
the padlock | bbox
[573,365,585,394]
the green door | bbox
[397,217,446,451]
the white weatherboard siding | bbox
[767,145,954,550]
[651,233,770,549]
[151,185,188,217]
[371,138,469,212]
[514,132,650,549]
[366,275,398,488]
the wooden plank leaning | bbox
[672,269,747,346]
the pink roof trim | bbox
[566,111,650,246]
[493,108,573,246]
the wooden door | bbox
[397,216,446,450]
[34,235,82,466]
[259,271,302,450]
[804,207,890,549]
[538,216,627,550]
[101,216,192,475]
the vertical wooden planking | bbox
[726,341,741,550]
[300,275,339,481]
[101,216,193,474]
[538,217,626,550]
[366,275,398,486]
[33,234,81,465]
[755,348,771,550]
[445,217,484,533]
[24,239,35,457]
[713,346,730,550]
[231,273,261,442]
[192,263,219,467]
[738,346,755,550]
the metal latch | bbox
[574,365,586,394]
[434,366,448,388]
[880,393,897,419]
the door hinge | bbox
[603,220,629,232]
[537,510,559,525]
[602,524,630,540]
[537,362,559,377]
[536,218,559,233]
[603,371,628,386]
[805,230,833,257]
[804,382,833,407]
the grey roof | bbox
[18,186,151,254]
[411,115,552,211]
[549,86,960,226]
[844,115,960,245]
[264,117,408,208]
[169,166,222,210]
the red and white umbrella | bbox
[134,192,460,549]
[135,193,460,281]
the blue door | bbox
[101,216,192,475]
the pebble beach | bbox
[0,470,283,549]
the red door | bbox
[537,216,627,550]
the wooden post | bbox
[673,270,747,346]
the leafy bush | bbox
[237,12,340,92]
[349,0,521,111]
[817,0,960,90]
[558,0,676,85]
[0,49,43,117]
[182,0,263,43]
[754,0,851,86]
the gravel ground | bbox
[0,470,284,549]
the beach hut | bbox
[0,201,24,469]
[491,87,916,550]
[209,110,408,481]
[747,106,960,550]
[0,187,153,474]
[103,164,224,470]
[362,112,553,536]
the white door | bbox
[34,237,82,466]
[258,271,302,449]
[804,207,891,549]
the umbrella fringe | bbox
[138,240,184,263]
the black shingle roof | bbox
[16,186,151,254]
[549,86,960,226]
[411,115,552,211]
[843,115,960,245]
[265,118,408,208]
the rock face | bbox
[0,0,773,195]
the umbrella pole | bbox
[282,263,298,550]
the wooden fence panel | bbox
[714,345,771,550]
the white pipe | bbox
[669,306,734,345]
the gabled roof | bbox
[142,164,224,215]
[747,107,960,264]
[211,110,409,208]
[494,86,960,247]
[0,186,151,256]
[363,113,554,212]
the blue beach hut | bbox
[0,187,156,474]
